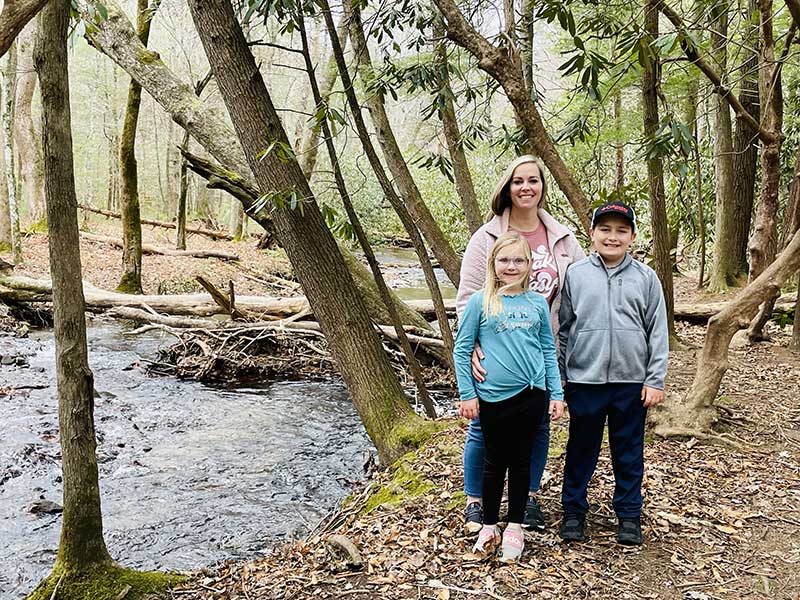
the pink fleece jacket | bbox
[455,208,585,336]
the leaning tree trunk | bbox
[708,0,738,293]
[348,3,462,287]
[433,23,482,235]
[729,0,760,279]
[642,0,677,344]
[187,0,425,465]
[77,0,432,333]
[13,22,45,223]
[1,42,22,264]
[33,0,112,569]
[117,0,155,294]
[655,226,800,436]
[746,0,783,342]
[433,0,591,233]
[0,0,48,59]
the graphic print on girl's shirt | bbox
[515,225,559,305]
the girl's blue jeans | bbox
[463,403,550,498]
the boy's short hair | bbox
[591,202,637,232]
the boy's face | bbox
[590,214,636,266]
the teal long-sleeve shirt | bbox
[454,291,564,403]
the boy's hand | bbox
[641,386,664,407]
[460,398,479,420]
[471,343,487,382]
[549,400,565,420]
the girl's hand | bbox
[549,400,565,421]
[460,398,479,420]
[470,343,487,382]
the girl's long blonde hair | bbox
[489,155,548,217]
[483,232,532,317]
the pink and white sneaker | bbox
[500,527,524,562]
[473,525,501,556]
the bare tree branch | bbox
[0,0,47,58]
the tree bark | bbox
[33,0,112,568]
[655,227,800,435]
[433,0,591,232]
[0,0,48,59]
[117,0,155,294]
[729,0,760,279]
[433,23,482,235]
[347,3,462,287]
[519,0,534,94]
[1,42,22,264]
[792,274,800,350]
[708,0,738,292]
[686,66,706,288]
[186,0,422,465]
[79,202,234,240]
[77,0,434,333]
[642,0,677,343]
[13,22,45,223]
[229,201,244,241]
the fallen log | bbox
[79,203,235,241]
[80,232,240,261]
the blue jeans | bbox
[463,401,551,498]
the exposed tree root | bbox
[26,564,185,600]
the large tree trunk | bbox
[642,0,677,343]
[13,22,45,223]
[433,24,482,235]
[686,71,706,288]
[708,0,738,292]
[347,4,461,287]
[117,0,155,294]
[0,118,9,247]
[519,0,534,93]
[433,0,591,232]
[655,227,800,435]
[186,0,424,465]
[1,42,22,264]
[77,0,432,333]
[0,0,48,59]
[33,0,112,569]
[729,0,760,278]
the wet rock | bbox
[26,499,63,516]
[15,356,29,367]
[1,355,15,365]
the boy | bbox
[557,202,668,545]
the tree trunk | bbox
[13,22,45,223]
[686,72,706,288]
[708,0,738,292]
[186,0,424,465]
[745,0,783,342]
[655,227,800,435]
[229,201,244,241]
[0,0,48,59]
[117,0,155,294]
[642,0,677,343]
[299,14,436,417]
[1,42,22,264]
[729,0,760,278]
[792,273,800,351]
[0,119,9,247]
[613,87,624,191]
[176,132,190,250]
[433,0,591,233]
[77,0,433,333]
[347,4,462,287]
[325,0,456,364]
[433,24,482,235]
[519,0,534,93]
[297,14,348,180]
[33,0,112,568]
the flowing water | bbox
[0,324,373,598]
[372,248,457,301]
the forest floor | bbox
[3,222,800,599]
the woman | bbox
[456,155,584,532]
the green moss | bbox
[115,273,143,295]
[385,416,449,453]
[136,49,161,65]
[548,426,569,457]
[445,490,466,510]
[362,460,435,514]
[24,218,48,234]
[27,563,185,600]
[0,241,11,253]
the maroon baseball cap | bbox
[591,202,636,231]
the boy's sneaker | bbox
[522,496,546,531]
[617,517,643,546]
[559,513,586,542]
[464,501,483,533]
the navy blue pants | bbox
[561,382,646,519]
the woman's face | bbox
[508,162,542,213]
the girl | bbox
[456,156,583,534]
[454,232,564,562]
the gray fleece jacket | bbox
[558,252,669,390]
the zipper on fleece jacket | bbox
[606,273,613,382]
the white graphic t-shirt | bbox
[514,224,559,306]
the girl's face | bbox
[494,242,529,289]
[508,162,542,213]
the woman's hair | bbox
[483,232,532,317]
[489,155,548,217]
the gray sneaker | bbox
[464,501,483,533]
[522,496,546,531]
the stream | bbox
[0,324,373,598]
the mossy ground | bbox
[27,563,185,600]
